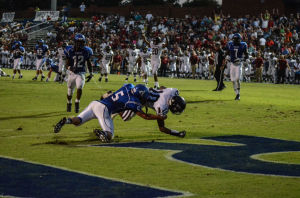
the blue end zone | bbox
[97,135,300,177]
[0,157,182,198]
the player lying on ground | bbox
[54,84,166,143]
[0,68,10,77]
[114,86,186,138]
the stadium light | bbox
[51,0,57,11]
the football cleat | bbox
[32,77,37,81]
[178,131,186,138]
[86,74,93,82]
[18,75,23,79]
[67,103,72,112]
[235,94,240,100]
[94,129,111,143]
[54,117,66,133]
[41,76,45,81]
[105,78,108,82]
[134,78,137,82]
[75,102,80,113]
[98,77,102,82]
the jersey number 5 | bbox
[112,91,124,101]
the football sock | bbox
[75,99,80,103]
[66,118,72,124]
[154,81,159,88]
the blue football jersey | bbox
[35,44,49,59]
[99,84,142,114]
[12,46,25,59]
[226,41,247,63]
[64,46,93,74]
[47,59,59,73]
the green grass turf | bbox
[1,69,300,198]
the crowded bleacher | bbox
[1,6,300,84]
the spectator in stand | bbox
[277,55,290,84]
[160,52,169,77]
[254,52,264,82]
[112,50,122,75]
[190,50,199,79]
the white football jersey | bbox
[149,88,179,116]
[139,51,151,66]
[127,49,139,63]
[101,51,114,65]
[57,47,65,60]
[150,42,164,61]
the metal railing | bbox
[15,21,54,40]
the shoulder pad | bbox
[84,46,93,55]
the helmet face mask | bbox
[155,37,161,45]
[168,96,186,115]
[38,39,44,46]
[143,46,147,53]
[233,33,241,45]
[74,34,86,51]
[105,45,111,53]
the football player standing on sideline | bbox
[64,34,93,113]
[143,34,168,88]
[32,40,49,81]
[226,33,248,100]
[11,41,25,79]
[54,84,166,143]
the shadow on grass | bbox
[187,99,232,104]
[0,111,65,121]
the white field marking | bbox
[251,151,300,165]
[98,143,300,179]
[0,155,194,198]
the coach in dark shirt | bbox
[213,42,226,91]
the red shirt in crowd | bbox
[161,56,169,65]
[278,59,288,70]
[113,54,122,64]
[255,57,264,68]
[190,55,199,65]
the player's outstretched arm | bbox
[157,119,186,138]
[143,34,150,47]
[136,111,166,120]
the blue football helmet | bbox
[38,39,44,45]
[233,33,242,44]
[75,34,86,42]
[169,95,186,115]
[131,84,149,103]
[15,41,22,46]
[74,34,86,50]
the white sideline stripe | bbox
[0,155,194,198]
[99,143,300,179]
[251,151,300,165]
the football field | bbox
[1,69,300,198]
